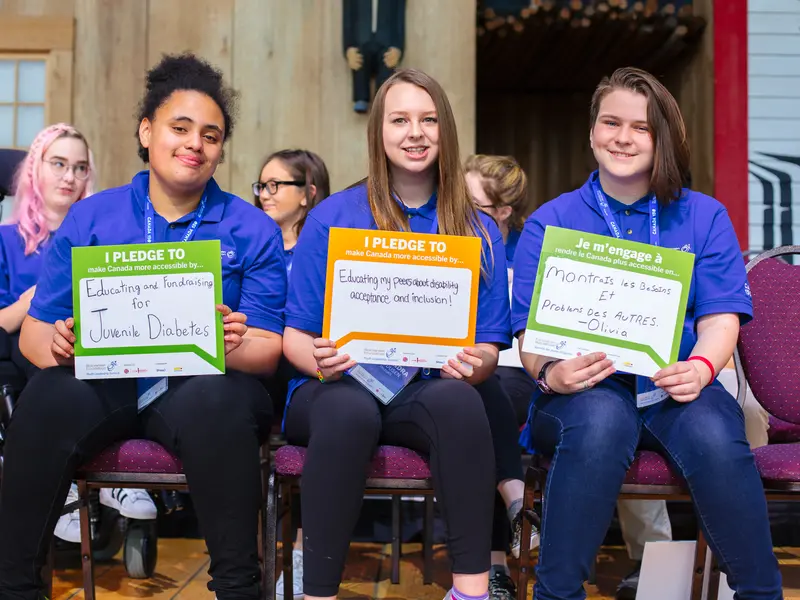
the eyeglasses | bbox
[252,179,305,196]
[473,200,495,210]
[45,159,90,181]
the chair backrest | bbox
[735,246,800,424]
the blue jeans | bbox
[529,376,782,600]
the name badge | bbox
[137,377,168,412]
[348,364,420,405]
[637,386,669,409]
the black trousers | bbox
[285,377,500,597]
[490,367,535,554]
[352,39,394,103]
[0,367,272,600]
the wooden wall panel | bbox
[232,0,477,200]
[404,0,477,159]
[147,0,235,190]
[0,0,74,17]
[73,0,147,191]
[477,91,595,212]
[664,0,714,196]
[46,49,72,124]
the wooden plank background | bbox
[0,0,478,200]
[0,0,715,207]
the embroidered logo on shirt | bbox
[744,282,752,297]
[220,248,236,260]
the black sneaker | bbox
[510,507,541,559]
[615,562,641,600]
[488,569,517,600]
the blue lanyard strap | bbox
[145,194,207,244]
[591,179,659,247]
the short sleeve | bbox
[237,228,287,335]
[0,235,13,309]
[511,216,548,336]
[285,214,329,335]
[693,207,753,324]
[475,228,511,348]
[28,212,78,323]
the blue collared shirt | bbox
[30,170,287,335]
[506,228,521,267]
[0,224,47,308]
[511,171,753,362]
[286,183,512,346]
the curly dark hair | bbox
[135,52,238,163]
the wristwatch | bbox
[535,360,558,395]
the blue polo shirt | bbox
[286,183,511,345]
[511,172,753,364]
[0,224,47,308]
[506,228,521,267]
[29,170,287,335]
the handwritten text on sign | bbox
[523,227,694,377]
[323,228,482,367]
[72,241,224,379]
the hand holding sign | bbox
[652,361,703,402]
[523,227,694,377]
[217,304,247,355]
[543,352,616,394]
[52,317,76,365]
[313,337,356,382]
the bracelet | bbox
[688,356,715,379]
[315,368,326,383]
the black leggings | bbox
[491,367,535,554]
[285,377,497,597]
[0,367,272,600]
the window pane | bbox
[18,61,45,103]
[16,105,44,147]
[0,106,13,146]
[0,62,15,103]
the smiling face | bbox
[382,82,440,177]
[257,158,309,229]
[590,88,654,186]
[138,89,225,194]
[39,136,90,213]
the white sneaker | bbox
[276,549,304,599]
[54,483,81,543]
[99,488,157,520]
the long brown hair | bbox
[366,68,493,276]
[590,67,690,204]
[254,149,330,237]
[464,154,530,232]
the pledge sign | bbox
[323,228,481,368]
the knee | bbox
[177,374,270,432]
[309,385,381,447]
[421,379,488,429]
[560,390,638,459]
[14,367,88,420]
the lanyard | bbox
[144,195,207,244]
[590,179,659,247]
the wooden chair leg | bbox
[517,465,543,600]
[690,530,709,600]
[706,539,721,600]
[42,538,54,600]
[391,495,402,584]
[281,481,294,600]
[78,480,95,600]
[423,494,434,585]
[263,471,278,600]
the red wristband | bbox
[688,356,715,379]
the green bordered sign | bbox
[521,226,695,377]
[72,240,224,379]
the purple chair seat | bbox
[537,450,681,486]
[768,415,800,444]
[78,439,183,474]
[754,443,800,482]
[275,444,431,479]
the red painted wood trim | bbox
[714,0,749,250]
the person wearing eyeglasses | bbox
[252,149,330,600]
[253,150,331,276]
[0,123,159,548]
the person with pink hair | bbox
[0,123,96,338]
[0,123,157,545]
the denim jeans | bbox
[529,376,782,600]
